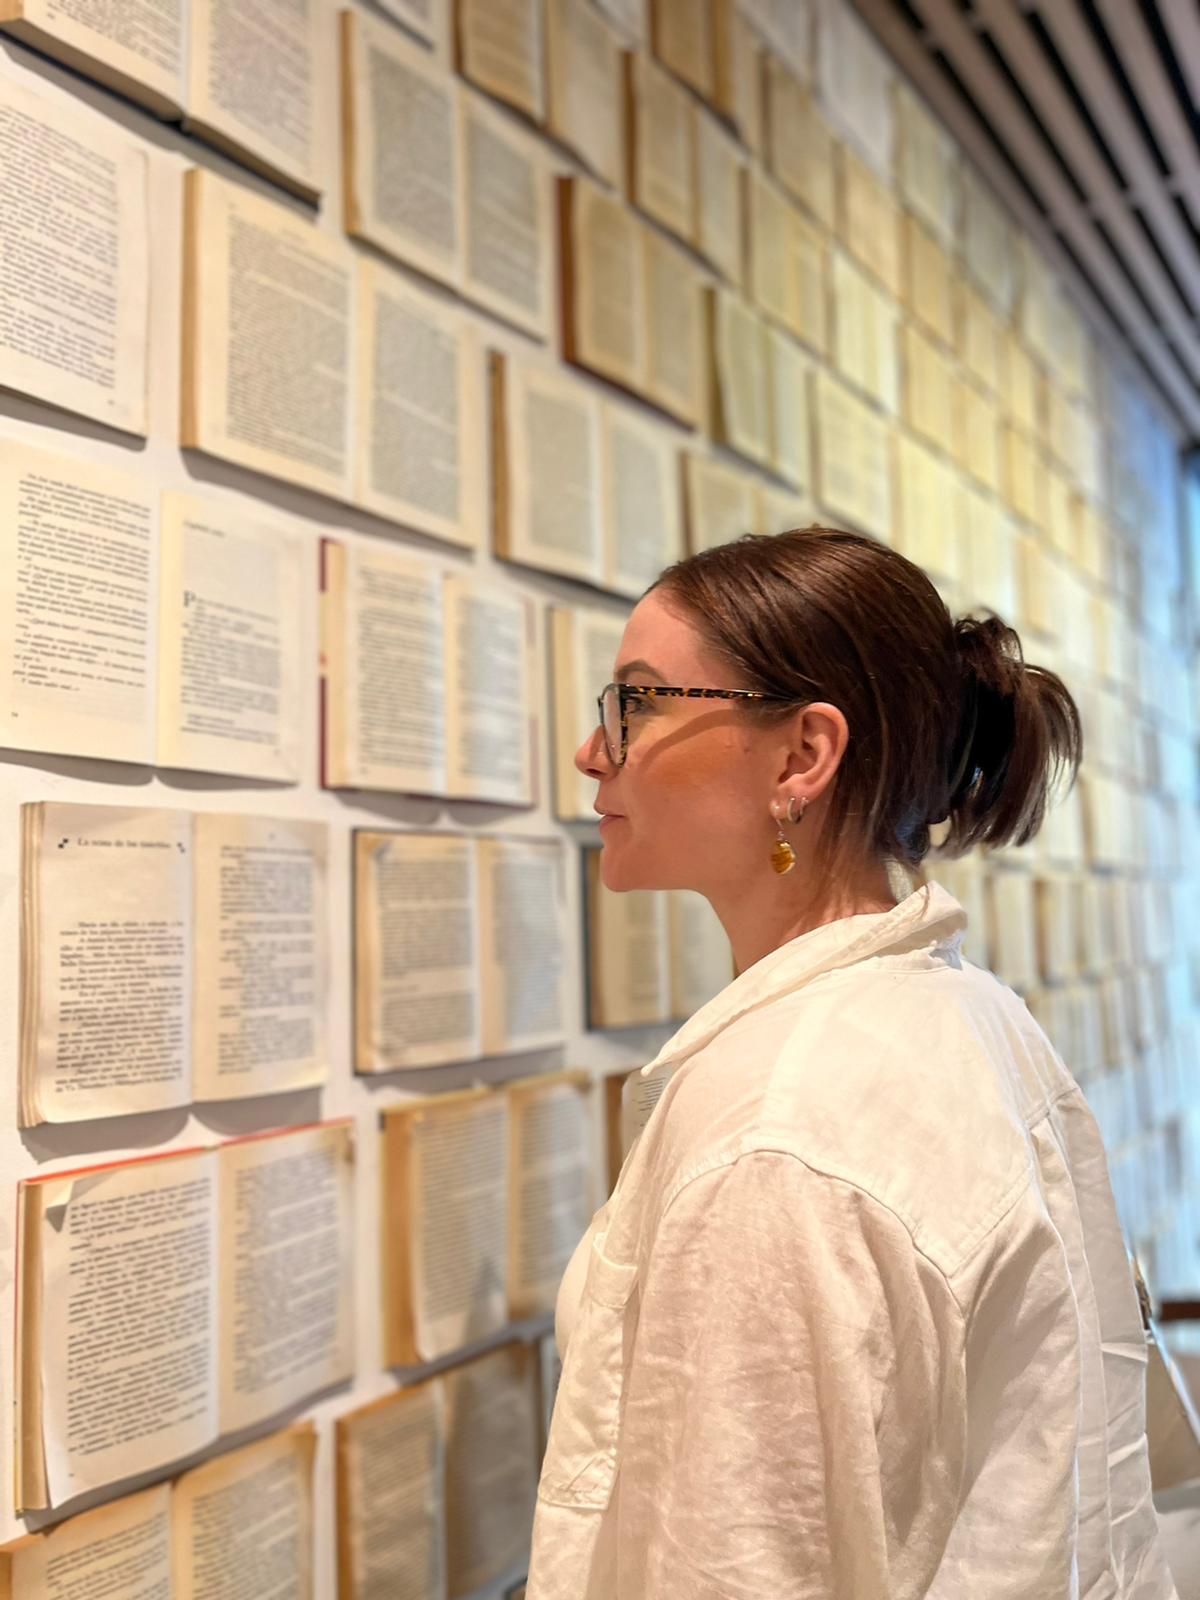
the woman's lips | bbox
[598,814,624,829]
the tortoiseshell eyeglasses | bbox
[597,683,796,767]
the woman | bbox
[526,529,1177,1599]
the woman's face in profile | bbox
[574,590,788,896]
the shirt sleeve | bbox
[616,1150,968,1599]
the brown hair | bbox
[650,526,1083,885]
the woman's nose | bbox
[575,725,611,779]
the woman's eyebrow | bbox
[615,659,668,683]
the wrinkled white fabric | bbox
[528,881,1178,1600]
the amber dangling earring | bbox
[770,796,807,875]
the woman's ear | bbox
[779,702,850,798]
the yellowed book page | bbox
[560,175,646,396]
[462,91,553,341]
[960,286,1003,395]
[765,324,810,491]
[651,0,713,98]
[342,9,463,286]
[355,259,482,549]
[477,838,569,1054]
[0,443,156,764]
[546,0,624,186]
[746,168,795,332]
[354,830,480,1070]
[1003,332,1040,435]
[173,1425,316,1600]
[1,1482,172,1598]
[191,814,328,1101]
[456,0,543,119]
[157,492,303,781]
[337,1384,447,1600]
[714,0,761,148]
[814,369,890,541]
[444,573,534,804]
[764,58,835,229]
[333,542,446,795]
[838,146,901,298]
[507,1073,593,1317]
[586,851,670,1026]
[1007,428,1047,529]
[903,322,955,453]
[217,1126,354,1432]
[692,107,743,286]
[21,802,191,1126]
[962,170,1015,315]
[550,606,627,819]
[896,83,956,246]
[667,889,732,1017]
[904,214,955,348]
[183,169,353,500]
[601,404,684,597]
[987,870,1038,992]
[378,0,443,45]
[34,1150,218,1506]
[186,0,318,196]
[499,355,605,585]
[443,1346,539,1598]
[642,227,704,427]
[627,49,694,242]
[833,252,897,412]
[957,380,1001,494]
[894,433,961,587]
[708,286,769,465]
[0,0,183,114]
[0,78,148,433]
[682,451,755,554]
[789,211,827,356]
[409,1094,510,1358]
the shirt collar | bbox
[640,879,967,1075]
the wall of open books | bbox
[0,0,1197,1592]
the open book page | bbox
[896,84,956,245]
[693,107,743,286]
[895,435,960,587]
[443,1345,540,1599]
[650,0,714,98]
[549,606,626,819]
[21,803,192,1126]
[342,9,462,287]
[713,0,762,151]
[26,1150,218,1509]
[764,58,835,228]
[507,1073,593,1318]
[157,493,304,781]
[790,210,828,356]
[765,324,811,490]
[336,1383,447,1600]
[619,1058,671,1157]
[626,50,694,242]
[963,172,1015,315]
[746,167,796,334]
[355,259,482,549]
[354,831,481,1072]
[173,1425,316,1600]
[457,0,544,120]
[0,0,182,114]
[601,405,683,598]
[559,176,646,397]
[585,851,670,1026]
[708,287,770,465]
[182,169,353,501]
[682,451,756,554]
[904,214,955,347]
[377,0,444,43]
[667,890,732,1018]
[493,351,605,588]
[462,91,552,341]
[191,814,328,1101]
[186,0,318,197]
[904,322,955,453]
[322,540,446,793]
[753,481,812,537]
[642,227,704,427]
[443,573,534,804]
[0,78,148,433]
[477,838,569,1054]
[217,1124,354,1432]
[838,146,901,298]
[401,1092,510,1360]
[814,370,890,540]
[0,1482,172,1599]
[0,443,156,765]
[545,0,623,186]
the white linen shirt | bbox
[527,882,1178,1600]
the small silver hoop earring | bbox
[785,796,808,826]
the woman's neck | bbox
[714,858,904,975]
